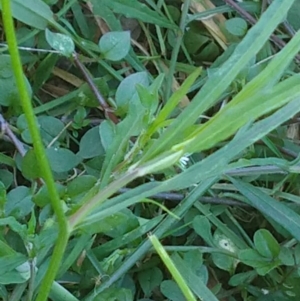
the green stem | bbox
[69,169,139,229]
[1,2,69,301]
[164,0,191,101]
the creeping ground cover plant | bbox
[1,0,300,300]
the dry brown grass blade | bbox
[190,0,228,50]
[52,67,84,88]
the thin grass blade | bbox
[229,177,300,241]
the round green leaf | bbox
[66,175,97,203]
[138,267,163,297]
[79,126,105,159]
[46,147,79,173]
[45,28,75,57]
[99,31,131,61]
[33,183,65,207]
[115,71,149,115]
[5,186,34,219]
[0,170,13,189]
[0,55,32,107]
[21,149,42,179]
[254,229,280,258]
[192,215,214,246]
[225,17,248,37]
[278,247,294,266]
[160,280,185,301]
[17,115,65,145]
[183,250,206,280]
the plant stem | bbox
[164,0,191,101]
[69,168,139,228]
[0,2,70,301]
[72,53,119,124]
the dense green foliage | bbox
[1,0,300,300]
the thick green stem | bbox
[1,1,69,301]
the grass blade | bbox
[149,234,197,301]
[172,252,219,301]
[142,0,296,161]
[229,177,300,241]
[98,0,177,29]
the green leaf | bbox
[92,215,164,258]
[99,102,145,187]
[99,31,131,61]
[80,209,139,237]
[0,153,15,167]
[225,17,248,37]
[183,250,208,283]
[136,85,158,114]
[0,270,28,284]
[94,287,132,301]
[192,215,215,246]
[5,186,34,219]
[46,147,79,173]
[238,249,280,276]
[212,231,239,273]
[76,78,109,108]
[98,0,177,29]
[0,0,54,30]
[115,71,149,115]
[287,1,300,30]
[160,280,186,301]
[33,183,65,207]
[67,175,97,198]
[21,149,42,179]
[99,120,116,152]
[229,177,300,241]
[229,270,257,287]
[278,247,294,266]
[253,229,280,258]
[294,244,300,265]
[0,217,27,238]
[0,170,13,189]
[171,253,219,301]
[0,55,32,107]
[184,28,209,54]
[45,28,75,57]
[79,126,105,159]
[0,254,27,277]
[17,115,65,145]
[0,182,6,215]
[138,267,163,297]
